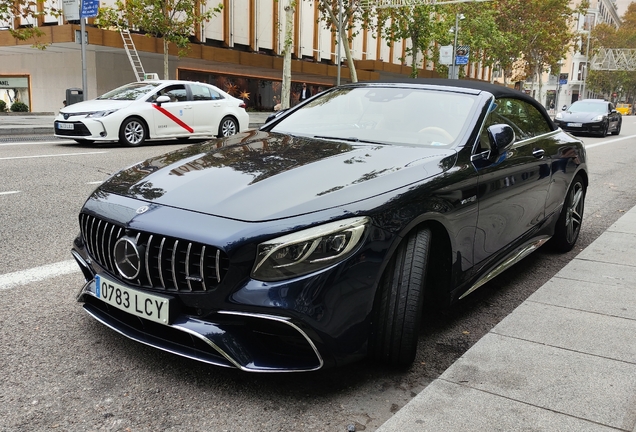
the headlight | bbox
[86,109,119,118]
[555,112,563,120]
[251,216,369,281]
[593,114,604,122]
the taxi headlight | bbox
[86,109,119,118]
[251,217,369,282]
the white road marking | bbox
[0,260,80,291]
[0,151,108,160]
[87,181,103,185]
[0,140,75,146]
[585,134,636,149]
[0,190,20,195]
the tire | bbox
[119,117,147,147]
[598,122,608,137]
[551,175,586,252]
[73,139,94,144]
[218,116,238,137]
[370,228,431,367]
[612,121,621,135]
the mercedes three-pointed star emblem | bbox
[113,237,143,280]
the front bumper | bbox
[54,117,120,141]
[555,120,605,135]
[75,275,324,372]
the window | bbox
[148,84,187,103]
[191,84,212,101]
[479,98,552,150]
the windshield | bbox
[97,82,162,101]
[271,86,477,148]
[568,101,607,113]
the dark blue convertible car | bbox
[72,79,587,372]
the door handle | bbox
[532,148,545,158]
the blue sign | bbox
[455,56,469,65]
[81,0,99,18]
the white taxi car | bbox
[54,80,249,146]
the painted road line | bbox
[0,191,20,196]
[586,134,636,149]
[87,181,103,185]
[0,151,108,160]
[0,260,80,291]
[0,140,75,146]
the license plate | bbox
[567,122,582,127]
[57,122,74,130]
[95,274,172,325]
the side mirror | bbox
[487,124,515,159]
[155,95,170,106]
[562,105,567,111]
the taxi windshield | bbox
[97,82,162,101]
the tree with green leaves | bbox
[588,3,636,102]
[0,0,60,47]
[97,0,223,79]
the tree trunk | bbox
[281,2,294,109]
[322,0,357,83]
[163,38,169,80]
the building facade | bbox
[1,0,471,113]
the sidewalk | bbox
[0,112,272,136]
[378,207,636,431]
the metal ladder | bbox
[120,29,146,82]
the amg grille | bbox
[80,213,229,292]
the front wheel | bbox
[218,116,238,137]
[551,175,586,252]
[370,228,431,367]
[119,117,147,147]
[598,122,608,137]
[612,121,621,135]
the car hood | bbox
[60,99,135,114]
[559,111,604,122]
[97,130,457,222]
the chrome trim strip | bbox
[97,220,105,265]
[217,310,324,372]
[135,232,142,285]
[460,236,551,300]
[88,216,96,257]
[106,224,115,271]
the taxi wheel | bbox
[218,116,238,137]
[120,117,147,147]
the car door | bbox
[189,83,225,135]
[607,102,620,131]
[150,84,194,137]
[472,98,553,266]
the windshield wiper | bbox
[314,135,385,145]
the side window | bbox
[480,98,551,148]
[209,89,224,100]
[149,85,187,103]
[191,84,212,101]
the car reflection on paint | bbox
[54,80,249,146]
[72,79,588,372]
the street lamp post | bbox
[451,13,465,80]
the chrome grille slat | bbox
[171,239,179,290]
[185,243,193,292]
[145,235,154,288]
[200,245,207,291]
[78,213,227,292]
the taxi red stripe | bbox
[152,104,194,133]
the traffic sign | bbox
[81,0,99,18]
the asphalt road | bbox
[1,124,636,432]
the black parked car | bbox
[72,79,587,372]
[554,99,621,137]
